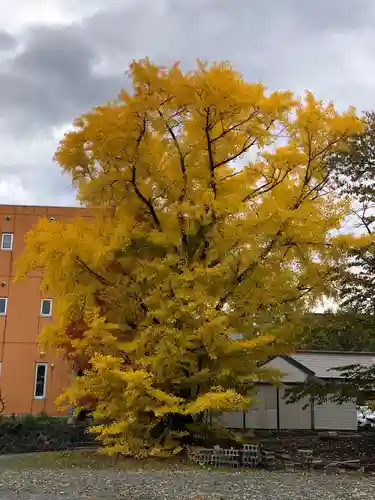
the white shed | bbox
[220,350,375,431]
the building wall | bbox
[217,409,244,429]
[219,384,311,430]
[218,384,357,431]
[0,204,91,416]
[265,356,309,383]
[314,399,357,430]
[278,386,311,429]
[218,385,278,429]
[245,385,278,429]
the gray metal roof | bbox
[290,351,375,379]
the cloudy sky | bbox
[0,0,374,206]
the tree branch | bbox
[211,110,260,143]
[242,168,292,203]
[213,119,276,170]
[157,108,188,248]
[204,108,217,201]
[191,107,219,262]
[157,109,188,201]
[215,228,284,311]
[220,171,242,182]
[131,165,162,231]
[76,257,113,286]
[352,203,375,235]
[116,117,163,231]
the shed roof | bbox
[289,351,375,379]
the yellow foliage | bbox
[16,58,367,456]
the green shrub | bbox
[0,413,91,454]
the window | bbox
[34,363,47,399]
[0,298,7,316]
[40,299,52,317]
[1,233,13,250]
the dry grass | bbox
[0,450,191,471]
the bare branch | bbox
[352,204,375,235]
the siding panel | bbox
[218,410,244,429]
[314,400,357,430]
[279,386,311,429]
[265,357,308,383]
[245,385,278,429]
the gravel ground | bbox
[0,467,373,499]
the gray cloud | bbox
[0,31,16,51]
[0,24,123,135]
[1,0,375,205]
[279,0,375,32]
[80,0,375,103]
[2,0,375,133]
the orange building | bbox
[0,204,91,416]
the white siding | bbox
[279,386,311,429]
[218,386,278,429]
[246,385,278,429]
[314,399,357,430]
[264,357,308,383]
[214,386,357,431]
[219,385,312,430]
[218,410,244,429]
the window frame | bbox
[34,363,48,400]
[0,298,7,316]
[1,233,13,251]
[40,298,52,317]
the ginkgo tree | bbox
[16,59,368,456]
